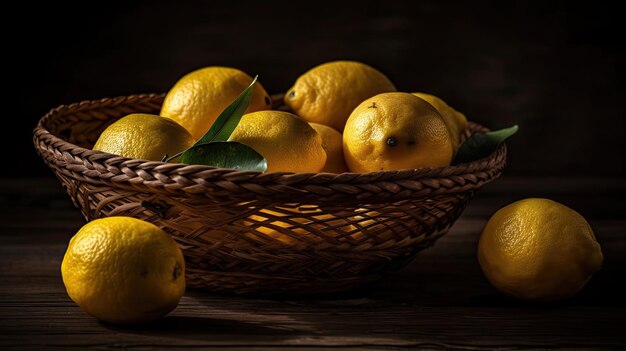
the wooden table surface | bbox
[1,177,624,350]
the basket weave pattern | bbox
[33,93,507,295]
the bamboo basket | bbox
[33,93,507,295]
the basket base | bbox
[183,243,438,296]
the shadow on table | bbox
[100,270,626,346]
[101,314,302,342]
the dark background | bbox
[12,0,625,177]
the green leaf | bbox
[163,75,259,164]
[195,75,258,145]
[453,125,519,165]
[178,141,267,172]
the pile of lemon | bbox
[93,61,467,174]
[60,61,603,325]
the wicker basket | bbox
[33,93,507,295]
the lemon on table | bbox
[284,61,396,132]
[61,217,186,324]
[478,198,603,301]
[161,66,272,139]
[229,110,326,173]
[310,123,348,173]
[412,92,468,153]
[93,113,194,161]
[342,92,453,173]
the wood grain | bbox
[1,177,625,350]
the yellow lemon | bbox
[284,61,396,132]
[343,92,453,173]
[412,92,468,152]
[229,110,326,173]
[61,217,186,324]
[478,198,603,301]
[310,123,348,173]
[93,113,194,161]
[161,66,272,139]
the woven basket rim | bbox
[34,93,506,180]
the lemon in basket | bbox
[412,92,467,153]
[229,110,326,173]
[478,198,603,301]
[161,66,272,139]
[284,61,396,132]
[61,217,186,324]
[310,123,348,173]
[343,92,453,173]
[93,113,194,161]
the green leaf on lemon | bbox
[164,75,268,172]
[195,75,258,145]
[178,141,267,172]
[453,125,519,165]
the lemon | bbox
[61,217,186,324]
[310,123,348,173]
[161,66,272,139]
[284,61,396,132]
[478,198,603,301]
[343,92,453,173]
[93,113,194,161]
[229,110,326,173]
[412,92,468,152]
